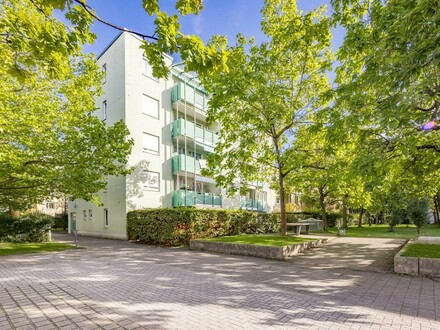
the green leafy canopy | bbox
[0,0,133,210]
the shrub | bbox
[0,212,54,242]
[326,213,340,228]
[388,208,408,232]
[127,208,281,246]
[54,214,68,230]
[407,198,430,234]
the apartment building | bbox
[68,32,277,239]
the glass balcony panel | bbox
[195,92,205,108]
[241,199,266,212]
[172,119,217,149]
[195,193,204,204]
[195,126,204,141]
[172,190,221,207]
[204,130,213,146]
[205,194,213,205]
[172,82,208,109]
[172,155,200,173]
[173,190,194,207]
[184,121,195,139]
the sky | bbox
[79,0,344,58]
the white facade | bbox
[68,32,277,239]
[35,197,67,217]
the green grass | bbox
[0,242,76,256]
[317,224,440,239]
[401,243,440,259]
[205,234,315,247]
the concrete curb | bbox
[189,238,328,260]
[394,239,440,277]
[394,240,418,276]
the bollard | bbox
[73,230,79,247]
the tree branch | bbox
[416,144,440,152]
[74,0,158,41]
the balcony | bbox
[241,199,266,212]
[172,154,200,174]
[171,82,208,110]
[172,118,219,151]
[172,190,222,207]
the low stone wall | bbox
[394,239,440,277]
[189,238,328,260]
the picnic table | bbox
[285,222,314,235]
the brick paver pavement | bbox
[0,233,439,329]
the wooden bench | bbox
[285,222,314,235]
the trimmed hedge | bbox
[127,208,280,246]
[0,212,54,243]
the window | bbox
[142,95,159,119]
[83,210,87,220]
[104,208,109,227]
[143,59,158,81]
[248,189,256,200]
[144,171,160,191]
[89,209,93,220]
[46,202,54,209]
[143,133,159,154]
[102,63,107,84]
[173,146,185,155]
[102,100,107,120]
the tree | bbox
[408,198,430,234]
[331,0,440,198]
[201,0,333,235]
[0,0,133,211]
[286,123,372,231]
[286,126,339,231]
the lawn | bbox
[318,224,440,239]
[205,234,315,247]
[401,243,440,259]
[0,242,76,256]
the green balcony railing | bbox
[171,82,209,109]
[172,190,222,207]
[241,199,266,212]
[171,155,200,174]
[172,118,219,148]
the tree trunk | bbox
[278,168,287,236]
[378,211,383,224]
[358,206,364,227]
[434,193,440,225]
[342,197,348,229]
[319,185,328,232]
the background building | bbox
[68,32,277,239]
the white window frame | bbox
[142,94,159,119]
[143,58,158,82]
[142,133,159,155]
[89,209,93,220]
[102,100,107,121]
[104,208,109,227]
[83,210,87,220]
[144,171,160,191]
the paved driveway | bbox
[0,234,439,329]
